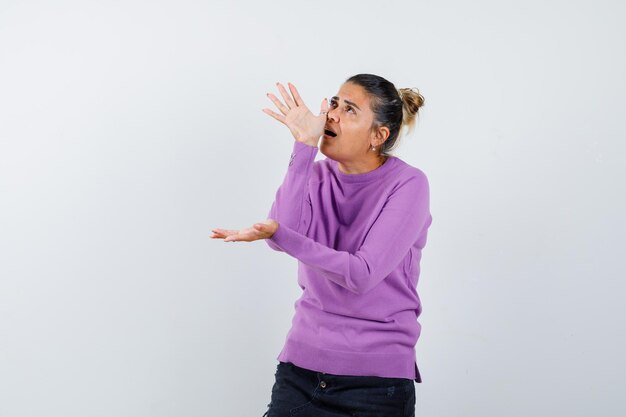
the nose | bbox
[326,101,339,122]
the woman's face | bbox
[321,82,385,162]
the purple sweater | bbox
[265,140,432,381]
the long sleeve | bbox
[268,173,432,295]
[265,141,317,252]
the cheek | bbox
[344,124,371,143]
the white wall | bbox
[1,0,624,416]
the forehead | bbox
[334,82,370,107]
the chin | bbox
[318,143,334,159]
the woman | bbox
[211,74,432,417]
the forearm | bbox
[268,219,424,295]
[265,141,317,251]
[267,174,431,293]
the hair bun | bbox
[397,87,424,136]
[398,87,424,114]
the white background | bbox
[1,0,624,416]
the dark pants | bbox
[262,361,416,417]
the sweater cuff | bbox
[268,221,301,252]
[293,140,319,154]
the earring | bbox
[370,145,376,151]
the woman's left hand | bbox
[211,219,279,242]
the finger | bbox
[213,228,235,232]
[224,233,241,242]
[225,234,253,242]
[262,108,286,124]
[288,82,304,107]
[267,92,289,115]
[217,229,240,236]
[276,82,297,110]
[320,97,329,117]
[225,227,247,240]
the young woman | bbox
[211,74,432,417]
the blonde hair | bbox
[398,87,425,137]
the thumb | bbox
[320,98,329,117]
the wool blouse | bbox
[265,140,432,381]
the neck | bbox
[337,153,388,175]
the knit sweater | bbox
[265,140,432,381]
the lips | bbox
[324,126,337,137]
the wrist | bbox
[269,221,280,240]
[268,219,279,239]
[297,136,320,148]
[299,138,319,148]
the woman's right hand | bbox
[262,82,329,147]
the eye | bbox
[329,100,356,114]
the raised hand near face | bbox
[262,82,329,147]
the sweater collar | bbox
[329,156,397,183]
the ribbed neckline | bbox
[329,156,397,183]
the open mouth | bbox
[324,129,337,137]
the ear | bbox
[373,125,390,147]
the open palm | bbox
[211,219,279,243]
[262,82,329,146]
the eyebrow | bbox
[331,96,361,112]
